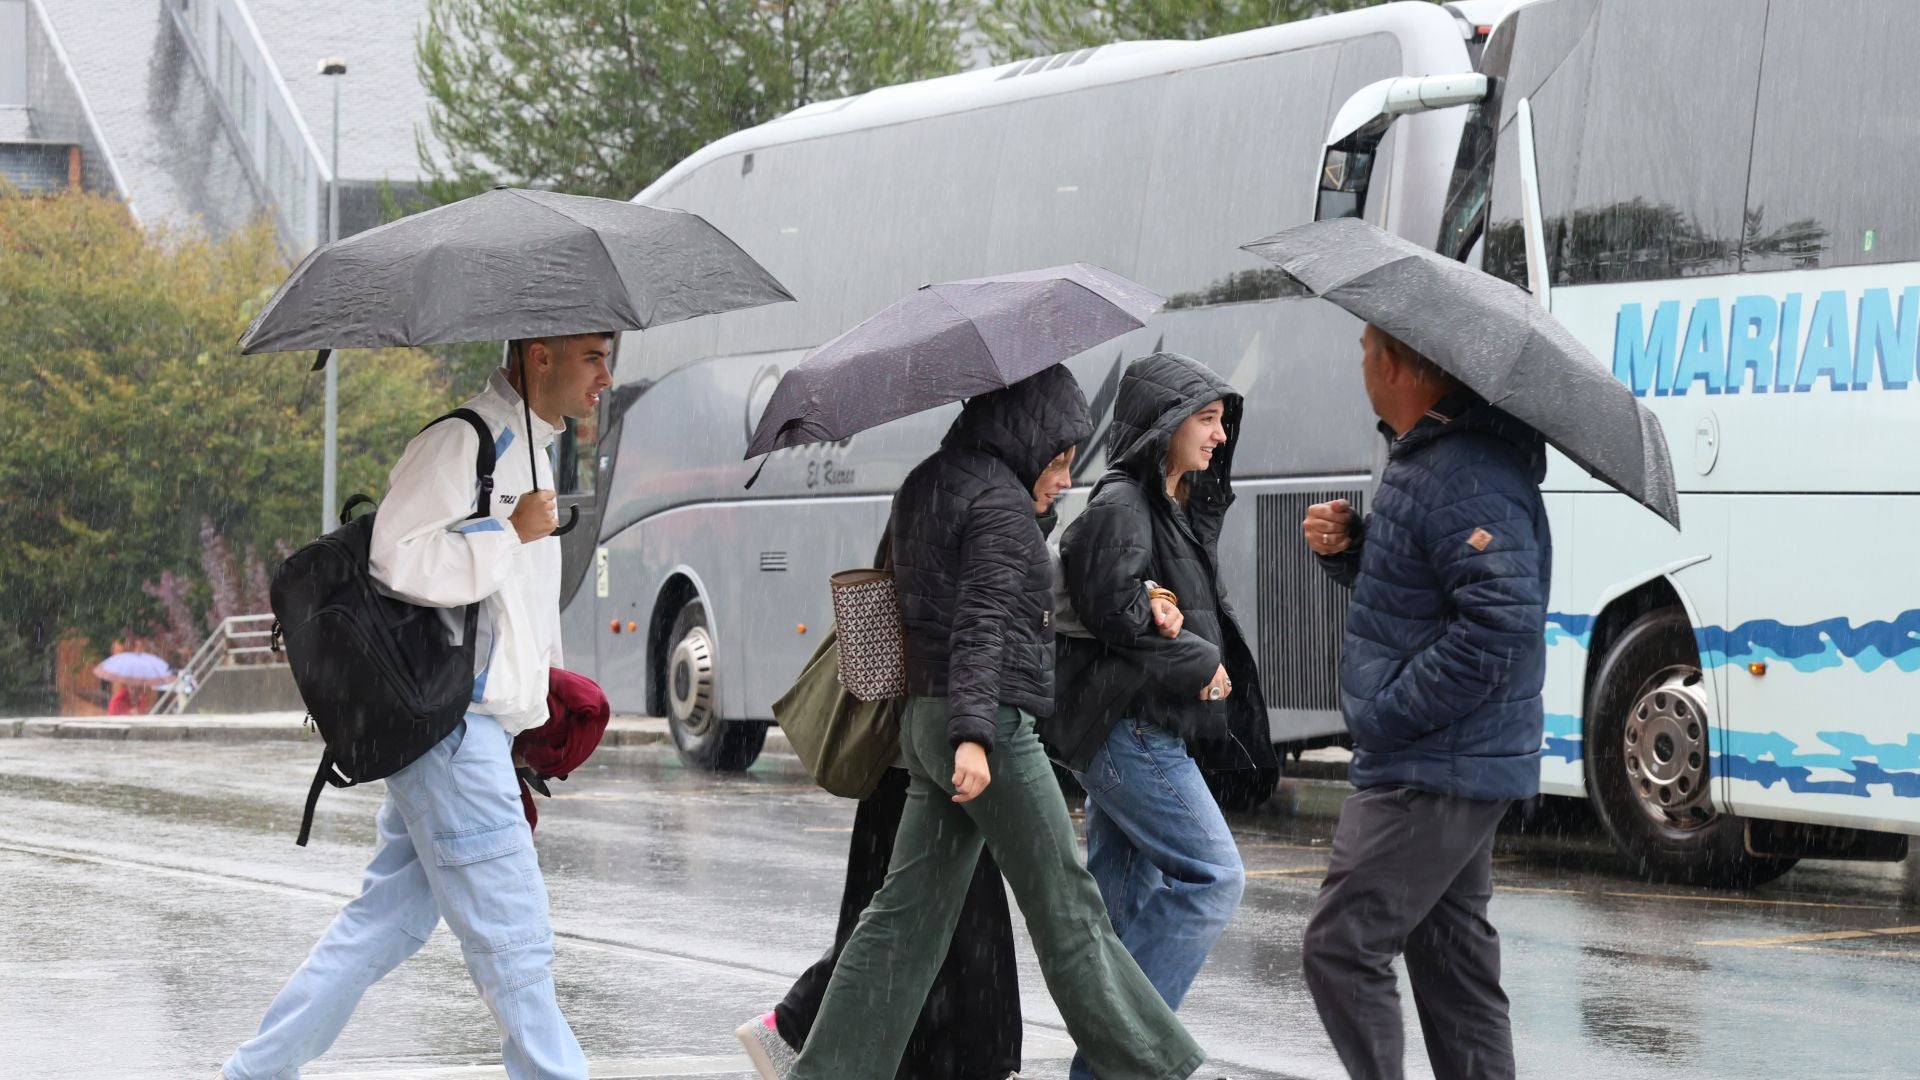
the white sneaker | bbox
[736,1011,798,1080]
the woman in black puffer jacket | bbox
[1047,353,1280,1080]
[785,365,1204,1080]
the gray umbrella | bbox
[239,187,791,536]
[1243,218,1679,528]
[745,263,1162,460]
[238,187,792,359]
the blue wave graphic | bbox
[1544,613,1594,650]
[1542,711,1584,764]
[1717,730,1920,798]
[1545,610,1920,674]
[1538,720,1920,799]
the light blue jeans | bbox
[1069,719,1246,1080]
[222,714,586,1080]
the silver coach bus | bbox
[548,2,1487,801]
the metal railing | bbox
[150,613,282,715]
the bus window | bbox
[986,79,1162,277]
[555,412,598,497]
[1553,0,1765,285]
[834,109,1005,326]
[1138,45,1345,306]
[1743,0,1920,271]
[1477,0,1597,287]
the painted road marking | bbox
[1496,883,1903,912]
[308,1056,755,1078]
[0,836,1083,1061]
[1700,925,1920,949]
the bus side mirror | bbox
[1316,143,1376,222]
[1317,74,1492,223]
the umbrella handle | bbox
[552,505,579,536]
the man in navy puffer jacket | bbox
[1297,325,1550,1080]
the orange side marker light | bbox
[1748,661,1768,676]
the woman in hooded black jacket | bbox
[743,494,1190,1080]
[1048,352,1280,1080]
[784,366,1203,1080]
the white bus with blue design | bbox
[1330,0,1918,883]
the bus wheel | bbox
[1585,609,1794,887]
[663,601,768,772]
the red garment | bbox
[512,667,611,830]
[106,686,134,716]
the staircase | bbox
[150,614,288,715]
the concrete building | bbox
[1,0,441,252]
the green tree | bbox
[981,0,1405,58]
[415,0,972,203]
[0,192,459,714]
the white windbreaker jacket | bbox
[369,370,562,735]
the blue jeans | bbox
[1069,719,1245,1080]
[223,714,586,1080]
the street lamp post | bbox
[319,57,347,536]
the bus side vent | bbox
[759,552,789,573]
[997,47,1104,80]
[1254,490,1361,710]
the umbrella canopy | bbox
[238,187,793,356]
[1243,218,1679,528]
[745,264,1162,458]
[94,651,172,688]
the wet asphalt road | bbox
[3,735,1918,1080]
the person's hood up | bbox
[942,365,1094,491]
[1388,388,1548,483]
[1107,352,1243,497]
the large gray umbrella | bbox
[745,263,1162,459]
[1243,218,1679,528]
[238,187,792,360]
[239,186,791,536]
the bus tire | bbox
[1584,609,1795,887]
[662,600,768,772]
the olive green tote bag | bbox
[772,625,905,799]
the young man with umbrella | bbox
[223,188,789,1078]
[218,333,612,1080]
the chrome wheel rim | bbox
[668,626,716,737]
[1622,666,1715,830]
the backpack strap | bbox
[295,747,348,848]
[421,408,499,521]
[415,409,499,708]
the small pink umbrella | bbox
[93,651,173,688]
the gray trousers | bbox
[1302,785,1514,1080]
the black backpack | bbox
[270,409,497,846]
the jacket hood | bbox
[1388,390,1548,483]
[942,365,1094,491]
[1108,352,1243,495]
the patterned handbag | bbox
[828,568,908,701]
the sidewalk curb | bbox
[0,713,809,769]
